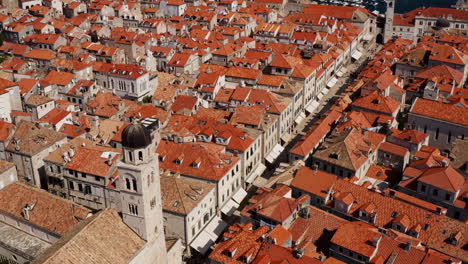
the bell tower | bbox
[117,123,167,262]
[384,0,395,43]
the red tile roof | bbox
[410,98,468,126]
[379,142,409,157]
[290,166,337,198]
[157,140,239,182]
[0,182,91,235]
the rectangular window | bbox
[129,203,138,215]
[421,184,426,192]
[445,193,451,201]
[84,185,92,195]
[78,183,83,192]
[433,189,438,196]
[69,181,74,190]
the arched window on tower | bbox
[132,179,138,192]
[126,178,131,189]
[138,151,143,161]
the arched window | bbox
[132,179,138,192]
[126,178,131,189]
[128,151,133,161]
[138,151,143,161]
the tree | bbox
[142,95,152,104]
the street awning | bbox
[294,112,306,124]
[204,216,228,239]
[317,92,324,100]
[326,77,338,88]
[190,231,215,254]
[336,68,346,77]
[321,88,329,95]
[310,100,320,110]
[220,199,239,216]
[246,163,266,183]
[281,134,291,144]
[352,50,363,60]
[265,144,284,163]
[232,188,248,204]
[305,103,316,113]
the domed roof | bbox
[122,123,152,149]
[435,18,450,28]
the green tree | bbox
[142,95,152,104]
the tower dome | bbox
[435,18,450,28]
[122,123,152,149]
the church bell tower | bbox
[117,123,167,263]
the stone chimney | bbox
[404,240,412,252]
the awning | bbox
[321,88,329,95]
[265,144,284,163]
[204,216,228,239]
[246,163,266,183]
[232,188,248,204]
[281,134,291,143]
[294,112,306,124]
[305,103,316,114]
[352,50,363,60]
[317,92,324,100]
[326,77,338,88]
[310,100,320,110]
[336,68,346,77]
[220,199,239,216]
[190,231,215,254]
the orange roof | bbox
[241,185,310,223]
[0,120,14,141]
[389,128,428,145]
[170,95,198,114]
[65,145,121,177]
[37,108,71,126]
[418,166,465,193]
[410,98,468,126]
[225,66,262,80]
[0,182,91,235]
[23,49,56,60]
[43,70,74,86]
[379,142,409,157]
[269,225,291,246]
[352,92,400,116]
[290,166,337,198]
[209,223,269,264]
[290,111,341,157]
[257,74,285,87]
[157,140,239,182]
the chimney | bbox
[441,160,449,167]
[23,206,30,221]
[404,240,412,252]
[294,248,304,259]
[22,202,36,221]
[372,236,381,247]
[69,145,75,158]
[106,155,113,166]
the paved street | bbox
[252,43,382,188]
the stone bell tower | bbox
[117,123,167,263]
[384,0,395,43]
